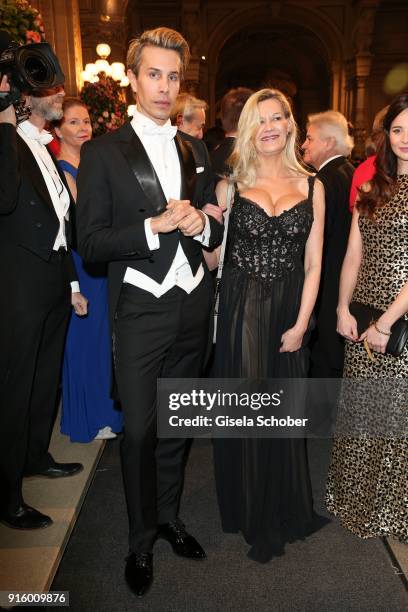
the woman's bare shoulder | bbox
[288,172,315,198]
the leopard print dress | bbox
[326,174,408,540]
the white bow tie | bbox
[143,124,177,140]
[18,120,54,145]
[34,130,54,146]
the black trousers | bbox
[0,250,71,512]
[114,274,212,553]
[311,290,345,378]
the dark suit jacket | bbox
[0,123,77,311]
[210,136,235,179]
[76,121,223,323]
[313,155,354,371]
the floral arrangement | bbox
[0,0,45,45]
[80,72,127,137]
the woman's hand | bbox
[202,203,224,224]
[336,307,359,341]
[359,323,390,354]
[279,325,305,353]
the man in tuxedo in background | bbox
[302,110,355,378]
[77,27,223,597]
[0,66,86,530]
[171,92,208,140]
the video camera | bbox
[0,30,64,121]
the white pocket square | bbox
[196,166,204,174]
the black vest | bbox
[122,131,203,283]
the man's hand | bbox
[150,199,193,235]
[169,197,206,237]
[72,292,88,316]
[202,203,223,224]
[0,75,16,126]
[177,207,206,237]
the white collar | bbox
[131,108,173,132]
[318,154,343,171]
[18,119,53,145]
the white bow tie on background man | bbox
[143,123,178,140]
[33,130,54,146]
[18,119,54,145]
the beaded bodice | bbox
[226,176,315,283]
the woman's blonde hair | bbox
[229,88,308,187]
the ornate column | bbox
[31,0,83,96]
[343,59,355,120]
[354,54,373,156]
[183,59,200,96]
[330,59,342,112]
[351,0,379,156]
[182,1,204,96]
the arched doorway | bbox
[214,25,330,130]
[205,5,344,130]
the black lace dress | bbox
[213,176,329,562]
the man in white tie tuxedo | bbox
[77,27,223,597]
[0,68,87,530]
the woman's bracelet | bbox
[374,321,392,337]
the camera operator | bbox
[0,72,87,530]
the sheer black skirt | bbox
[213,265,329,562]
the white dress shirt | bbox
[123,109,210,298]
[17,120,79,293]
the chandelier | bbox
[81,43,129,87]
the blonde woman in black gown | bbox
[212,89,328,563]
[326,94,408,541]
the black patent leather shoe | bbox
[157,519,206,559]
[125,552,153,597]
[25,462,83,478]
[0,504,52,529]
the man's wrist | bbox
[150,217,159,235]
[145,218,160,250]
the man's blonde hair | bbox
[170,93,208,124]
[127,27,190,78]
[307,110,354,156]
[230,88,308,188]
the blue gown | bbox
[60,160,123,442]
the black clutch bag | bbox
[349,301,408,357]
